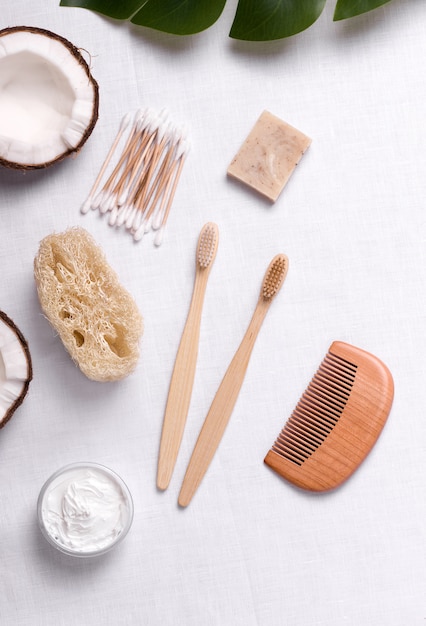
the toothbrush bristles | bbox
[197,223,218,268]
[262,254,288,300]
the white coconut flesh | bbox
[0,26,99,169]
[0,311,32,428]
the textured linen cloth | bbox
[1,1,426,624]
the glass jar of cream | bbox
[37,462,134,557]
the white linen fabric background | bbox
[1,0,426,624]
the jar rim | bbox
[37,462,134,558]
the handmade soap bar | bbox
[227,110,311,202]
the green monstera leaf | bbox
[230,0,327,41]
[334,0,394,21]
[60,0,227,34]
[131,0,227,34]
[60,0,396,41]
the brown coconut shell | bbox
[0,26,99,171]
[0,310,33,428]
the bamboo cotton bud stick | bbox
[82,107,188,247]
[80,112,132,214]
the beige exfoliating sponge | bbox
[34,227,143,382]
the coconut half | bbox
[0,310,32,428]
[0,26,99,170]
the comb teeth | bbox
[197,223,218,268]
[262,254,288,300]
[272,351,357,466]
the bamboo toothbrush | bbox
[178,253,289,507]
[157,222,219,491]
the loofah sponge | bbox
[34,227,143,382]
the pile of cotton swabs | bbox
[81,109,189,246]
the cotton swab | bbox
[154,139,190,237]
[97,110,149,203]
[117,116,161,209]
[87,108,146,212]
[82,107,189,247]
[113,113,156,195]
[80,111,132,214]
[133,133,188,243]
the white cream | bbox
[39,464,132,555]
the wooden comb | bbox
[264,341,394,491]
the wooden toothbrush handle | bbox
[178,303,269,507]
[157,273,210,490]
